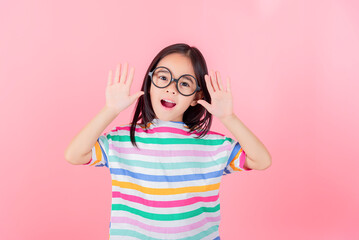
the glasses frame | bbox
[148,66,201,96]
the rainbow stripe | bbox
[85,118,251,239]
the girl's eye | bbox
[159,76,168,81]
[180,82,190,87]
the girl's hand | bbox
[105,62,144,114]
[197,70,234,121]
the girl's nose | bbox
[166,82,177,94]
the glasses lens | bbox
[151,67,198,96]
[152,67,171,87]
[178,75,197,95]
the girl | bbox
[65,43,271,240]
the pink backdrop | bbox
[1,0,358,239]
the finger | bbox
[126,67,135,87]
[216,71,223,91]
[120,62,128,84]
[130,91,145,103]
[107,70,112,87]
[209,71,217,92]
[115,63,121,83]
[205,75,214,95]
[226,77,231,92]
[197,99,211,111]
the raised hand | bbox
[197,70,234,120]
[105,62,144,114]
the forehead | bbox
[156,53,195,77]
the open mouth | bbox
[161,99,176,108]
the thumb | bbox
[197,100,211,110]
[130,91,145,102]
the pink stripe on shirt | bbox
[114,125,225,137]
[112,191,219,207]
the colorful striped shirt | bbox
[84,118,252,240]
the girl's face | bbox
[150,53,202,122]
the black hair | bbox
[130,43,212,148]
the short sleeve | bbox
[223,137,252,175]
[83,135,109,168]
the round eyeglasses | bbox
[148,66,201,96]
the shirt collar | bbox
[150,118,189,129]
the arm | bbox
[65,62,144,165]
[197,70,271,171]
[64,106,118,165]
[219,113,272,170]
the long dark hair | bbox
[130,43,212,148]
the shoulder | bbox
[191,129,234,146]
[195,129,228,140]
[106,123,132,134]
[109,122,153,134]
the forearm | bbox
[65,105,119,163]
[219,113,271,166]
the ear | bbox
[190,91,204,107]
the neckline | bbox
[150,118,189,129]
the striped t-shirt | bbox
[84,118,252,240]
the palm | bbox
[106,82,131,110]
[208,88,233,118]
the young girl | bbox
[65,43,271,240]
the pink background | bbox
[1,0,358,239]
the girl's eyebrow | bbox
[181,75,194,83]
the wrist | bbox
[103,105,120,116]
[219,113,236,124]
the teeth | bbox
[163,99,175,104]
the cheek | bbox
[179,97,195,108]
[149,86,155,99]
[149,87,161,104]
